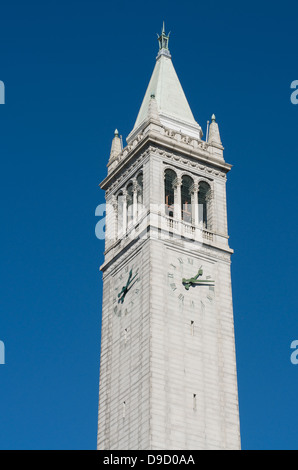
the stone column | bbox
[191,182,199,226]
[197,184,204,229]
[206,189,214,231]
[122,189,127,235]
[111,195,118,242]
[133,180,138,223]
[173,177,182,220]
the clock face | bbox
[167,254,215,312]
[113,261,141,318]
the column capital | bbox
[111,193,117,203]
[190,182,199,193]
[206,189,214,202]
[111,194,118,210]
[132,179,139,192]
[173,176,182,188]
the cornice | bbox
[100,124,232,192]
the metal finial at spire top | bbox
[211,114,216,122]
[157,22,170,52]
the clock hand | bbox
[191,281,215,287]
[182,276,201,285]
[125,278,139,294]
[127,271,138,288]
[182,267,204,287]
[182,273,214,290]
[118,286,126,297]
[122,270,132,291]
[193,266,203,280]
[118,284,129,303]
[118,288,127,303]
[118,270,139,304]
[118,270,132,296]
[118,281,129,301]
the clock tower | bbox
[97,25,241,450]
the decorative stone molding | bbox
[111,194,118,210]
[133,179,139,192]
[106,159,145,197]
[198,176,214,188]
[205,189,214,203]
[190,182,199,193]
[173,176,182,188]
[103,133,227,197]
[148,146,226,179]
[106,121,221,175]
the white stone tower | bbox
[97,25,241,450]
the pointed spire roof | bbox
[109,129,122,163]
[130,24,202,140]
[208,114,222,146]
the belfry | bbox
[97,25,241,450]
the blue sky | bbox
[0,0,297,450]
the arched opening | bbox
[198,181,211,229]
[126,183,133,225]
[117,192,124,235]
[181,175,193,223]
[164,169,176,218]
[137,173,143,206]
